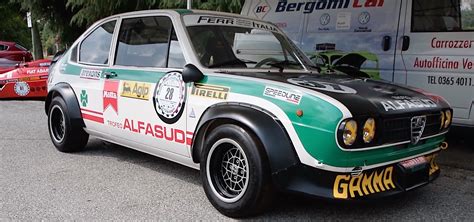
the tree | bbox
[0,0,31,49]
[67,0,244,27]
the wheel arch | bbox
[45,82,85,128]
[191,103,300,175]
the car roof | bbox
[0,41,15,46]
[96,9,271,24]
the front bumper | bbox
[273,152,440,200]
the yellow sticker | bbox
[333,166,395,199]
[191,83,229,100]
[120,81,150,100]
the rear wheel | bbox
[201,124,273,218]
[48,96,88,152]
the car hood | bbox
[227,72,449,117]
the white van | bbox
[242,0,474,127]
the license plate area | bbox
[396,156,430,190]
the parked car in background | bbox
[0,59,50,99]
[0,41,33,68]
[309,50,381,79]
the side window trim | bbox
[78,18,117,67]
[113,15,174,69]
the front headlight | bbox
[342,120,357,146]
[444,110,452,128]
[363,118,376,143]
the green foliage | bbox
[462,9,474,30]
[0,0,31,49]
[68,0,244,27]
[6,0,244,50]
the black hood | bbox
[226,72,449,117]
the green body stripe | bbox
[61,63,442,168]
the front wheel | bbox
[200,124,273,218]
[48,96,89,152]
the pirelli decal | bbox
[120,81,150,100]
[333,166,395,199]
[191,83,229,100]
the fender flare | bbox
[191,103,300,175]
[44,82,85,128]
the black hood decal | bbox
[224,72,449,117]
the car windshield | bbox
[184,15,313,71]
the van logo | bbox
[254,0,271,19]
[320,13,331,26]
[410,116,426,145]
[358,11,371,24]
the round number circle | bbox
[153,71,186,124]
[14,81,30,96]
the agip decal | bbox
[120,81,150,100]
[333,166,395,199]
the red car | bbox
[0,59,50,99]
[0,41,33,70]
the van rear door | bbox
[400,0,474,126]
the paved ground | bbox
[1,100,473,220]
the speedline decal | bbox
[263,86,302,105]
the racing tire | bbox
[200,124,273,218]
[47,96,89,152]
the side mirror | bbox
[51,50,65,64]
[182,64,204,83]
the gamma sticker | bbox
[263,86,302,105]
[153,72,186,124]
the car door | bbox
[400,0,474,124]
[69,19,118,134]
[103,15,190,157]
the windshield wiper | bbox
[208,59,257,68]
[267,60,302,72]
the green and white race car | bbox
[46,10,451,217]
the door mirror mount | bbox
[182,64,204,83]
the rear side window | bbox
[0,44,9,51]
[115,16,172,67]
[79,20,116,64]
[412,0,474,32]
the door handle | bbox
[103,71,117,79]
[402,36,410,51]
[382,36,391,51]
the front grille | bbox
[383,113,442,144]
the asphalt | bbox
[1,100,473,220]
